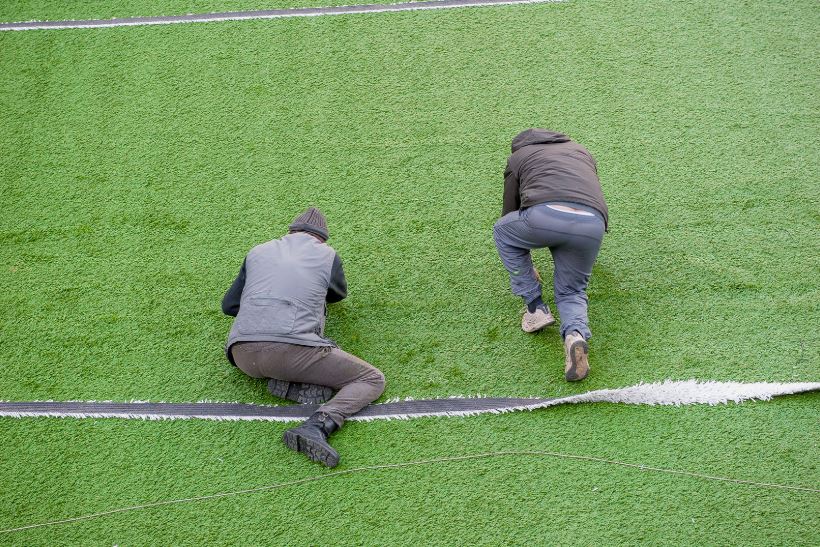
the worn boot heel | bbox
[564,332,590,382]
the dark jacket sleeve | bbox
[501,158,521,216]
[221,259,246,317]
[327,253,347,303]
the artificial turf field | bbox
[1,0,818,544]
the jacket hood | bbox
[511,128,570,152]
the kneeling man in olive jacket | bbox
[493,129,608,381]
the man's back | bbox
[502,129,608,228]
[226,232,339,352]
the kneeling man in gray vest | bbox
[222,207,385,468]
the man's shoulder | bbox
[248,238,281,254]
[517,140,593,162]
[247,234,337,261]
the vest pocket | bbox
[237,295,297,335]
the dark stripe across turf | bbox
[0,0,553,31]
[0,397,555,421]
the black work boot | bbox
[283,412,340,468]
[268,379,335,405]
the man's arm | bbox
[501,158,521,216]
[327,254,347,303]
[221,259,246,316]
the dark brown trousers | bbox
[231,342,385,427]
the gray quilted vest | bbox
[225,233,336,354]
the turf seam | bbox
[0,0,563,31]
[2,449,816,535]
[0,380,817,422]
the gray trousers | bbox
[493,202,605,340]
[231,342,385,427]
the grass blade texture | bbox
[0,0,818,544]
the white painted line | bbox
[0,0,563,31]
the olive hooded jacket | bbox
[502,128,608,230]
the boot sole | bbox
[268,379,335,405]
[283,429,340,468]
[565,339,590,381]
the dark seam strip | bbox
[0,397,554,420]
[0,0,556,31]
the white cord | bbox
[2,450,817,535]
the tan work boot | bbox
[521,306,556,333]
[564,331,589,381]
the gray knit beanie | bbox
[288,207,329,241]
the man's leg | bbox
[550,224,604,341]
[493,210,556,331]
[285,346,386,428]
[232,342,384,467]
[232,342,383,417]
[242,343,383,468]
[493,210,542,303]
[548,212,604,381]
[281,346,384,467]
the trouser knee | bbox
[554,285,588,301]
[366,368,386,398]
[492,225,504,250]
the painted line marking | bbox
[1,380,818,422]
[0,0,563,31]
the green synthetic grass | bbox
[1,0,818,543]
[2,399,818,544]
